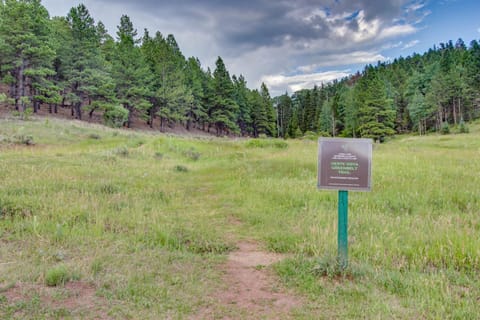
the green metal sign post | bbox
[318,138,372,271]
[338,190,348,269]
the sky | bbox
[41,0,480,96]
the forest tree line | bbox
[276,38,480,140]
[2,1,480,140]
[0,0,276,136]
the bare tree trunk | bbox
[18,62,26,112]
[452,97,457,125]
[74,102,82,120]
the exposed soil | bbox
[192,240,303,319]
[1,281,111,319]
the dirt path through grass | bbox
[192,240,303,319]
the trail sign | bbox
[317,138,372,191]
[317,137,372,269]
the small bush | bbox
[302,131,318,140]
[458,120,469,133]
[98,183,120,194]
[441,122,450,134]
[45,265,70,287]
[154,152,164,160]
[104,105,128,128]
[88,133,101,140]
[312,255,344,277]
[12,134,35,146]
[183,148,201,161]
[11,107,33,121]
[174,165,188,172]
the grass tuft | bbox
[45,265,72,287]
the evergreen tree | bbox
[211,57,238,135]
[260,82,276,136]
[232,74,252,136]
[141,31,191,130]
[356,67,395,141]
[66,4,113,120]
[184,57,207,130]
[275,92,293,138]
[249,89,267,137]
[110,15,152,127]
[0,0,56,112]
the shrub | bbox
[11,107,33,121]
[183,148,201,161]
[441,122,450,135]
[45,265,70,286]
[458,120,469,133]
[88,133,102,140]
[174,165,188,172]
[98,183,120,194]
[13,134,35,145]
[104,105,128,128]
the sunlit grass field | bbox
[1,115,479,319]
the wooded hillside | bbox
[1,1,479,140]
[0,1,276,136]
[276,39,480,140]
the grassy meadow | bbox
[0,115,479,319]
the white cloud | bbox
[402,40,420,49]
[406,2,426,13]
[262,70,351,94]
[297,51,387,73]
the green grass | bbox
[1,116,480,318]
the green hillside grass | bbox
[1,116,479,319]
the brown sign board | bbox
[318,138,372,191]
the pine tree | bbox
[141,31,191,130]
[356,67,395,141]
[110,15,152,128]
[232,74,252,136]
[65,4,114,120]
[211,57,238,135]
[249,89,266,137]
[275,92,293,138]
[184,57,207,130]
[260,82,276,136]
[0,0,56,112]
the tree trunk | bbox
[74,102,82,120]
[33,99,39,113]
[89,106,97,119]
[452,97,457,125]
[18,62,26,112]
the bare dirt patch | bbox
[193,240,303,319]
[1,281,111,319]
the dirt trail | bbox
[193,240,303,319]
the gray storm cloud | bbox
[42,0,427,95]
